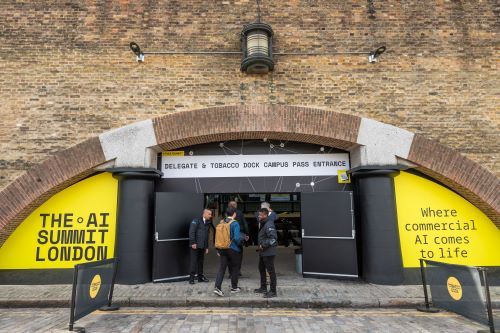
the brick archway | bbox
[0,105,498,245]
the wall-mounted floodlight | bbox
[130,42,145,62]
[368,46,386,63]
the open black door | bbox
[153,192,204,282]
[301,191,358,279]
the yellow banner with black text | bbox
[0,173,117,269]
[394,171,500,268]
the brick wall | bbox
[0,0,498,190]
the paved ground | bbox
[0,307,494,333]
[1,247,498,309]
[1,276,498,309]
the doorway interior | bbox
[152,190,358,282]
[203,193,302,279]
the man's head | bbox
[226,207,237,219]
[228,200,237,209]
[202,209,213,220]
[261,202,270,210]
[258,208,269,221]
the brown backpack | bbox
[215,219,233,249]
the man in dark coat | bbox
[188,209,213,284]
[254,207,278,298]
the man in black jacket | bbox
[188,209,213,284]
[254,207,278,298]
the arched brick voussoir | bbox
[0,137,107,246]
[152,105,361,151]
[408,134,500,227]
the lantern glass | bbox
[240,22,274,74]
[246,31,269,57]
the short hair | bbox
[261,202,270,209]
[226,207,237,217]
[258,208,269,215]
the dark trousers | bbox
[215,249,241,289]
[228,246,243,276]
[189,248,205,279]
[239,246,244,271]
[259,255,277,292]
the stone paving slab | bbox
[0,276,498,309]
[0,307,495,333]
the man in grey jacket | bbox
[188,209,213,284]
[254,207,278,298]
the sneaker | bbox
[254,287,267,294]
[213,288,224,297]
[198,276,209,282]
[263,291,277,298]
[189,279,195,285]
[230,287,241,293]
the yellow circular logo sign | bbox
[447,276,462,301]
[89,274,102,299]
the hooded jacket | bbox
[258,217,278,257]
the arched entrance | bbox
[0,105,498,285]
[152,140,358,283]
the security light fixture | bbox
[129,4,386,69]
[368,46,386,63]
[240,0,274,74]
[130,42,144,62]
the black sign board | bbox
[420,259,496,332]
[69,258,118,331]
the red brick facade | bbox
[0,106,498,246]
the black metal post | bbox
[421,259,430,309]
[68,265,78,331]
[99,258,120,311]
[481,269,495,333]
[416,259,440,313]
[109,259,118,306]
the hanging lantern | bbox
[240,22,274,74]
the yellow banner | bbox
[394,171,500,267]
[0,173,117,269]
[162,151,185,156]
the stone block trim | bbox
[0,106,498,248]
[0,137,106,245]
[99,119,158,168]
[355,118,415,166]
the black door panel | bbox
[153,192,204,282]
[301,192,358,278]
